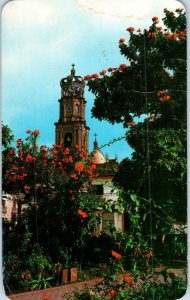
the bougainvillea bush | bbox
[2,128,103,292]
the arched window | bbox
[64,132,72,148]
[76,104,80,114]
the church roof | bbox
[92,135,119,175]
[92,134,106,164]
[93,148,107,164]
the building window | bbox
[12,201,17,217]
[64,132,72,148]
[76,104,80,114]
[102,212,114,232]
[2,200,7,214]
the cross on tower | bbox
[93,133,98,150]
[71,64,76,76]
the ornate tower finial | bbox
[60,65,85,97]
[71,64,76,76]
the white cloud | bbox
[77,0,152,19]
[77,0,184,19]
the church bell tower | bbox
[54,65,89,150]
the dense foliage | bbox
[85,7,187,249]
[2,123,14,148]
[2,129,103,292]
[79,8,187,299]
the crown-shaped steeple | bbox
[60,64,85,97]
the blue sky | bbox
[2,0,185,162]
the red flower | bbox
[137,28,142,33]
[119,38,125,44]
[159,95,171,102]
[99,70,107,76]
[84,75,91,80]
[83,150,88,156]
[127,27,135,32]
[145,250,153,261]
[178,30,186,40]
[108,288,116,299]
[26,130,31,133]
[157,90,166,97]
[86,169,93,176]
[52,149,58,155]
[75,162,85,174]
[68,156,73,163]
[62,157,69,163]
[124,273,133,285]
[25,154,33,162]
[156,26,162,31]
[70,174,78,180]
[108,67,116,72]
[18,150,23,157]
[54,144,61,149]
[119,64,127,69]
[148,32,156,38]
[92,73,99,79]
[24,185,31,191]
[8,147,15,155]
[127,121,136,126]
[77,209,88,218]
[172,33,178,39]
[165,31,172,38]
[51,160,56,166]
[152,16,159,23]
[63,147,70,155]
[111,250,121,259]
[157,90,171,102]
[33,130,40,136]
[17,139,23,148]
